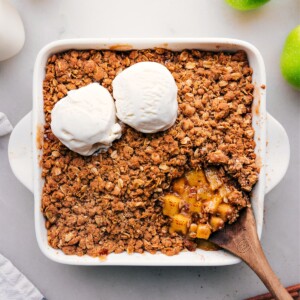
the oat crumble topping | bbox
[42,48,259,257]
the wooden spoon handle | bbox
[227,208,291,300]
[241,241,292,300]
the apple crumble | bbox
[42,48,258,256]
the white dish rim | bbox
[32,38,266,266]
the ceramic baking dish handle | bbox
[8,112,290,195]
[8,112,33,193]
[265,113,290,194]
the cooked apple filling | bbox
[163,167,248,240]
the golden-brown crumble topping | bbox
[42,48,258,257]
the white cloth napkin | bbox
[0,112,13,136]
[0,254,44,300]
[0,114,43,299]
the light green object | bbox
[225,0,270,11]
[280,25,300,89]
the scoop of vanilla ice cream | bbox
[112,62,178,133]
[51,83,121,156]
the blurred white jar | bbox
[0,0,25,61]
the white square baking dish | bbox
[32,38,267,266]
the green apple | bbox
[280,25,300,89]
[225,0,270,11]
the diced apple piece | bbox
[197,187,214,201]
[189,223,198,233]
[209,216,224,232]
[189,201,202,213]
[163,194,181,217]
[181,187,197,204]
[203,195,223,214]
[170,214,191,235]
[173,177,186,195]
[219,184,231,198]
[217,203,233,221]
[185,170,207,187]
[196,223,211,239]
[204,167,223,191]
[188,223,198,238]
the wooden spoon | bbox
[209,206,292,300]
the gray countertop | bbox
[0,0,299,299]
